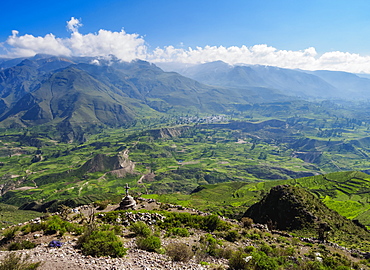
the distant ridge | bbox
[158,60,370,100]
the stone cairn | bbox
[118,183,137,210]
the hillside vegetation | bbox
[3,56,370,268]
[147,171,370,227]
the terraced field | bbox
[146,171,370,227]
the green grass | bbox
[0,203,41,227]
[2,113,370,224]
[144,171,370,225]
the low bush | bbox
[224,230,240,242]
[229,249,281,270]
[0,253,42,270]
[248,233,261,240]
[2,226,20,240]
[259,243,274,255]
[136,235,161,252]
[244,245,256,253]
[8,240,37,251]
[203,215,227,232]
[158,212,230,232]
[95,200,110,210]
[43,215,83,236]
[21,223,45,234]
[252,251,279,270]
[228,250,250,270]
[129,221,152,237]
[215,247,234,259]
[78,229,127,257]
[165,227,190,237]
[241,217,253,229]
[198,233,223,257]
[166,242,194,262]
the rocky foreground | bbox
[0,237,228,270]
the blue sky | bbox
[2,0,370,73]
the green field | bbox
[2,108,370,228]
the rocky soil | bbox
[0,200,229,270]
[0,237,228,270]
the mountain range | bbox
[158,60,370,101]
[2,55,370,141]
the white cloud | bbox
[66,29,147,61]
[3,17,146,62]
[66,17,82,33]
[148,44,370,74]
[6,30,71,57]
[2,17,370,74]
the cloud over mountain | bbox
[3,17,370,74]
[150,45,370,74]
[4,18,147,62]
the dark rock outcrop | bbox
[244,185,319,230]
[244,185,370,236]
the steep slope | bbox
[76,60,267,112]
[0,66,157,141]
[0,56,76,108]
[76,61,213,111]
[0,59,41,106]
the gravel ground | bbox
[0,238,229,270]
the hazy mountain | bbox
[158,61,370,100]
[307,70,370,100]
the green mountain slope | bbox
[0,67,159,141]
[147,171,370,227]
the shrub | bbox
[21,223,45,234]
[203,215,224,232]
[113,225,123,236]
[129,221,151,237]
[8,240,37,251]
[244,245,256,253]
[241,217,253,229]
[166,242,194,262]
[157,212,230,232]
[248,233,261,240]
[215,247,234,259]
[259,243,273,256]
[136,235,161,252]
[95,200,110,210]
[2,226,20,240]
[251,251,278,270]
[198,233,223,257]
[224,230,240,242]
[228,250,250,270]
[78,230,127,257]
[44,215,83,236]
[280,246,295,256]
[0,253,42,270]
[165,227,190,237]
